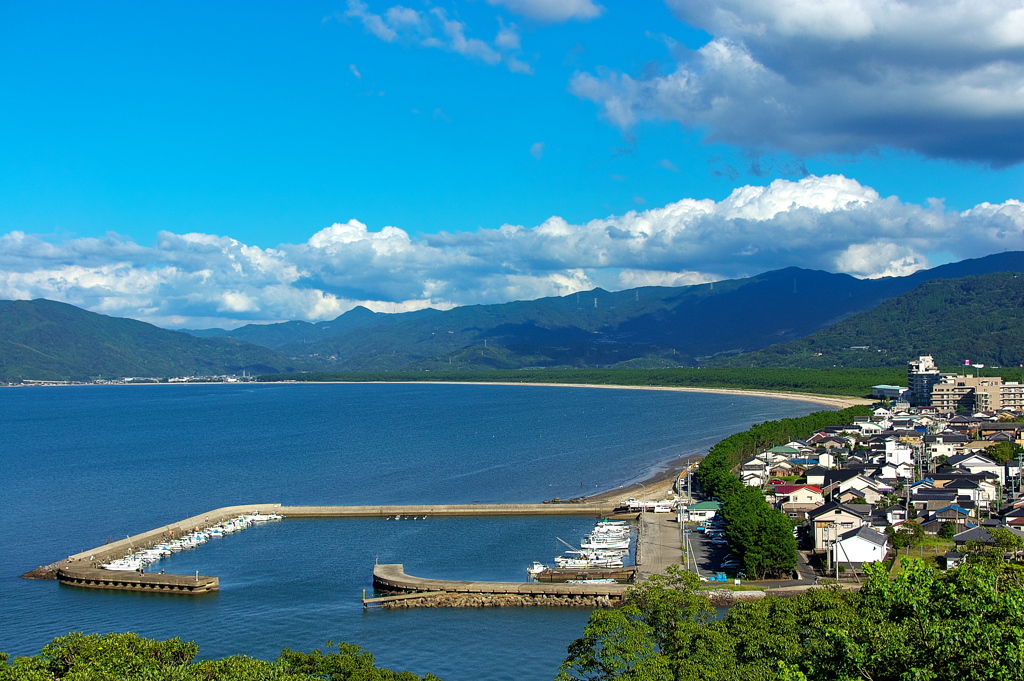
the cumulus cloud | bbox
[3,175,1024,327]
[343,0,530,73]
[572,0,1024,165]
[484,0,603,22]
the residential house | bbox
[952,525,1024,548]
[774,484,824,519]
[684,500,721,523]
[831,526,889,568]
[920,504,973,534]
[947,452,1004,484]
[808,502,870,551]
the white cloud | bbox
[494,19,521,50]
[572,0,1024,164]
[344,0,398,41]
[617,269,719,288]
[343,1,530,73]
[484,0,603,22]
[3,175,1024,327]
[530,141,545,159]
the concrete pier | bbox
[277,503,621,518]
[369,563,628,608]
[56,568,218,594]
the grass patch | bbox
[697,583,765,592]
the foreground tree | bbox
[0,633,441,681]
[558,560,1024,681]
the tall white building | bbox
[908,355,942,406]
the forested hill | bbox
[0,299,307,382]
[712,271,1024,368]
[193,252,1024,371]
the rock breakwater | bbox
[380,593,618,609]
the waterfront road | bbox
[636,513,683,581]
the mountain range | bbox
[190,250,1024,371]
[3,251,1024,382]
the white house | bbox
[882,439,916,467]
[948,452,1005,485]
[831,526,889,567]
[684,500,722,523]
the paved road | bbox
[635,513,683,580]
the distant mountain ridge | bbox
[187,306,441,349]
[188,251,1024,371]
[0,299,309,382]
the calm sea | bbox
[0,382,825,680]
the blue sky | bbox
[2,0,1024,328]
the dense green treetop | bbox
[0,634,441,681]
[558,559,1024,681]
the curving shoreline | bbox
[270,379,871,505]
[315,379,870,505]
[12,378,870,506]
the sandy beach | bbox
[342,379,872,410]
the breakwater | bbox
[369,563,628,608]
[28,502,626,596]
[55,567,219,594]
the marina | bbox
[33,502,632,598]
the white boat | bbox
[580,536,630,550]
[527,561,548,576]
[554,556,624,569]
[242,513,283,523]
[100,558,145,571]
[562,548,626,558]
[554,552,624,568]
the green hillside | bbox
[0,299,308,382]
[713,271,1024,368]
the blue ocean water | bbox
[0,383,826,680]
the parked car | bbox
[720,558,742,569]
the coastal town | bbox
[678,355,1024,583]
